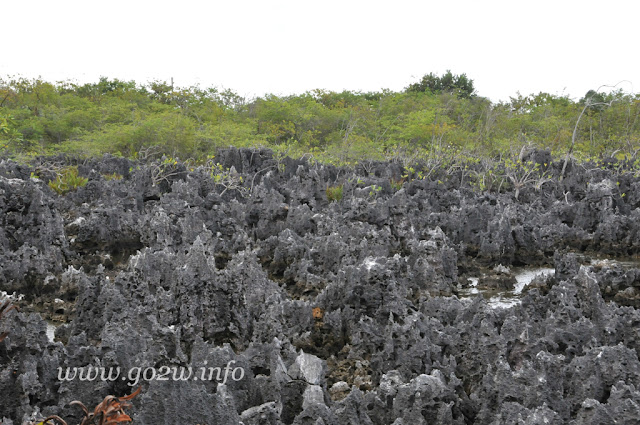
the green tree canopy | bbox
[406,70,476,99]
[1,75,639,164]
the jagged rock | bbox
[240,401,284,425]
[132,380,242,424]
[1,150,640,423]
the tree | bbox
[0,111,28,153]
[406,70,476,98]
[560,88,619,180]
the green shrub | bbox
[48,166,88,194]
[326,184,343,202]
[368,184,382,198]
[390,178,404,191]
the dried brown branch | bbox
[70,387,141,425]
[41,415,69,425]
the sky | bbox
[2,0,637,103]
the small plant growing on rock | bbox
[503,158,551,200]
[368,184,382,199]
[470,167,504,193]
[204,158,249,197]
[103,172,123,181]
[326,184,343,202]
[48,166,88,195]
[390,178,404,191]
[401,166,421,182]
[151,156,181,187]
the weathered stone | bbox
[1,150,640,423]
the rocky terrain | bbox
[1,148,640,424]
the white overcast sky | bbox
[2,0,637,103]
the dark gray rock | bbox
[2,150,640,423]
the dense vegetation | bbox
[1,74,639,170]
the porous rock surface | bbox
[0,149,640,424]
